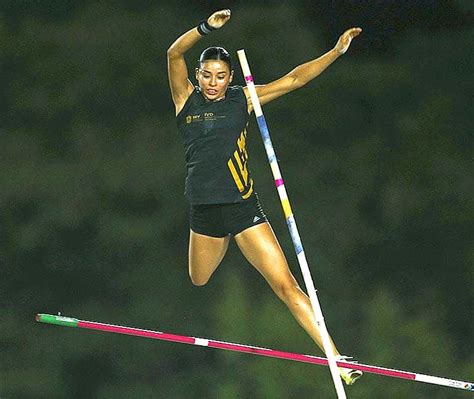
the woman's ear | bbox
[195,67,200,80]
[229,70,234,83]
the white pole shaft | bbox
[237,49,347,399]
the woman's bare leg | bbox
[188,230,230,286]
[234,222,339,356]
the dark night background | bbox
[1,0,473,398]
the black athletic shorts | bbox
[189,193,268,237]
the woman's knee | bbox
[188,258,215,286]
[273,280,301,303]
[189,270,210,286]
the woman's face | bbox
[196,60,233,101]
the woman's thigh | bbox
[234,223,298,290]
[188,229,230,285]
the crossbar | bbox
[36,314,474,393]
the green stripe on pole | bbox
[36,314,79,328]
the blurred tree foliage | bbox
[1,1,472,398]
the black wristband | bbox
[197,19,217,36]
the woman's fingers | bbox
[336,27,362,54]
[347,27,362,37]
[208,9,231,29]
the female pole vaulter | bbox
[167,9,362,385]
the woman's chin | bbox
[205,92,223,101]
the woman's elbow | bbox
[167,47,176,58]
[290,75,305,91]
[167,45,181,59]
[284,72,303,90]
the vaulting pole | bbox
[236,49,346,398]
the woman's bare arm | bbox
[244,27,362,110]
[167,10,231,115]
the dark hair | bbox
[198,47,232,71]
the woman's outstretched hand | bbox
[335,27,362,55]
[207,9,231,29]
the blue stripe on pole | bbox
[256,115,277,163]
[255,112,303,255]
[286,215,303,254]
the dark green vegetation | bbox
[1,1,472,398]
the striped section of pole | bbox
[236,49,347,399]
[36,314,474,392]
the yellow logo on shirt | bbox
[227,128,253,199]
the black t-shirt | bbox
[177,86,254,204]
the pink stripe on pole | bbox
[348,364,416,380]
[77,320,416,379]
[208,340,326,365]
[78,321,195,344]
[75,320,421,381]
[275,178,284,187]
[245,75,253,83]
[78,320,418,381]
[208,340,416,379]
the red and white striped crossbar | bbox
[36,314,473,392]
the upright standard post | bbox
[236,49,346,399]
